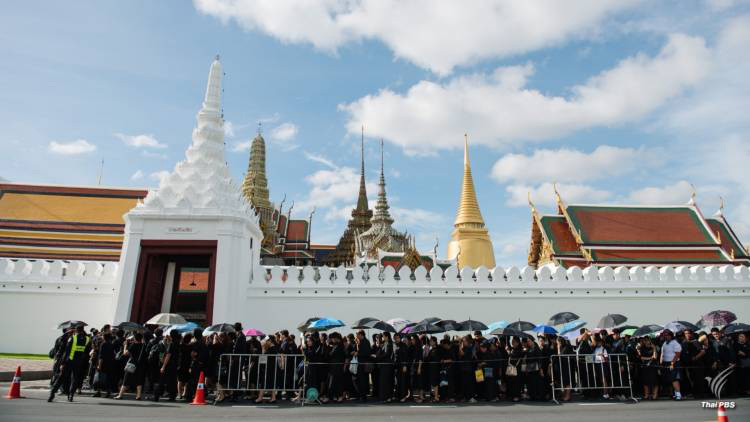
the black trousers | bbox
[50,361,84,400]
[154,369,177,401]
[378,364,394,401]
[395,365,408,400]
[459,370,475,400]
[354,366,370,399]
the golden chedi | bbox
[446,135,496,269]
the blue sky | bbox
[2,0,749,266]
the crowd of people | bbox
[47,322,750,405]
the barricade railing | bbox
[550,353,637,404]
[217,353,305,398]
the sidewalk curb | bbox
[0,370,52,382]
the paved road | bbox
[2,388,748,422]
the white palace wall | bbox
[0,259,117,354]
[1,257,749,354]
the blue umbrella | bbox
[309,318,345,331]
[165,322,199,334]
[560,320,586,335]
[532,325,558,335]
[482,320,509,337]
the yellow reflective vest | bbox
[68,334,90,360]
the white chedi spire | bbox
[136,56,257,223]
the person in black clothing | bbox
[376,332,395,402]
[145,328,164,396]
[48,325,91,402]
[153,330,180,402]
[736,333,750,395]
[115,332,147,400]
[476,341,496,401]
[353,330,371,402]
[552,336,574,401]
[93,332,117,398]
[408,335,422,402]
[393,333,409,402]
[256,335,279,403]
[112,329,126,391]
[50,329,71,394]
[523,337,544,401]
[506,337,524,402]
[576,330,597,399]
[185,329,208,403]
[637,336,659,399]
[327,332,346,402]
[176,333,193,400]
[457,335,477,402]
[439,338,457,402]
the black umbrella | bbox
[420,317,442,324]
[724,323,750,335]
[597,314,628,329]
[701,310,737,327]
[436,319,461,331]
[664,321,700,333]
[548,312,580,326]
[351,317,380,329]
[298,317,322,332]
[490,327,531,338]
[633,324,663,337]
[458,319,488,331]
[411,322,445,334]
[507,321,536,331]
[116,322,145,332]
[363,320,397,333]
[204,323,236,335]
[57,320,87,330]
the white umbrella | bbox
[146,313,187,326]
[386,318,411,332]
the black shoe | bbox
[67,396,74,402]
[47,394,54,402]
[93,392,101,398]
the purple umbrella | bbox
[243,328,265,337]
[701,310,737,327]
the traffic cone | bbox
[6,366,22,399]
[191,371,206,406]
[717,404,728,422]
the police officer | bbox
[48,324,91,402]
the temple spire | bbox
[372,139,393,224]
[355,126,368,212]
[453,134,485,227]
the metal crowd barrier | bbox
[550,353,637,404]
[217,353,305,397]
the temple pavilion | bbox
[528,187,750,268]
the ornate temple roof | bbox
[528,188,748,267]
[0,183,147,261]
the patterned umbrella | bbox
[507,320,536,332]
[242,328,265,337]
[548,312,580,326]
[363,320,397,333]
[436,319,461,331]
[559,320,586,335]
[701,310,737,327]
[420,317,443,324]
[458,319,488,331]
[664,321,700,333]
[411,322,444,334]
[633,324,663,337]
[351,317,380,329]
[309,318,345,331]
[532,325,558,335]
[203,323,236,336]
[621,328,637,337]
[386,318,412,332]
[297,317,322,332]
[597,314,628,329]
[165,322,200,334]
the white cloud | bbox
[298,166,376,212]
[232,140,252,152]
[150,170,171,184]
[304,151,337,169]
[116,133,167,149]
[269,122,299,151]
[130,169,144,181]
[507,182,612,208]
[491,145,659,184]
[341,34,711,155]
[194,0,638,75]
[48,139,97,155]
[627,180,694,205]
[390,207,445,231]
[141,150,168,160]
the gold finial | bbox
[689,183,696,205]
[719,196,725,212]
[553,182,562,205]
[730,248,735,261]
[464,133,469,167]
[528,192,538,215]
